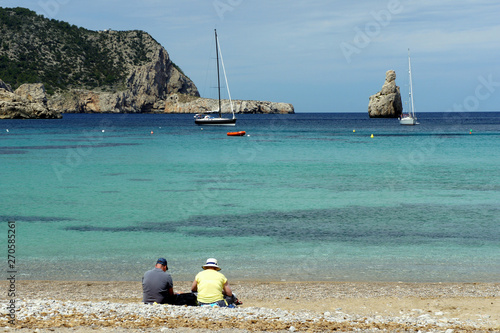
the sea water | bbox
[1,112,499,282]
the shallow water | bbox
[1,112,499,282]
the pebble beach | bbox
[1,280,499,332]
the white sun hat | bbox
[202,258,221,271]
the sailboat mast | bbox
[408,48,415,118]
[215,29,222,118]
[218,40,235,120]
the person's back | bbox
[194,268,227,303]
[191,258,241,307]
[142,258,173,304]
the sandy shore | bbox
[1,280,499,332]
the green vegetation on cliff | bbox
[0,7,166,94]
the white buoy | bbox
[6,129,9,132]
[102,130,105,133]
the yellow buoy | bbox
[353,129,355,133]
[370,134,374,138]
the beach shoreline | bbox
[1,280,498,332]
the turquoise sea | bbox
[1,112,499,282]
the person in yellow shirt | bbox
[191,258,241,307]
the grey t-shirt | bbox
[142,267,174,303]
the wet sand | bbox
[1,280,499,332]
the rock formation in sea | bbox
[164,94,295,114]
[368,70,402,118]
[0,79,62,119]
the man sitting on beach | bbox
[191,258,241,307]
[142,258,196,305]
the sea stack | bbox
[368,70,402,118]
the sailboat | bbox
[194,30,236,126]
[399,49,418,125]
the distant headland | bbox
[0,7,294,118]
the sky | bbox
[2,0,500,112]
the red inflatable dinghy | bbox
[227,131,246,136]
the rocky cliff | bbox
[47,44,198,113]
[0,79,61,119]
[164,94,294,114]
[0,7,199,114]
[368,70,402,118]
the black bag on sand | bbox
[173,292,198,306]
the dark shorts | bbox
[198,294,237,307]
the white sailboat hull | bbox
[399,115,417,125]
